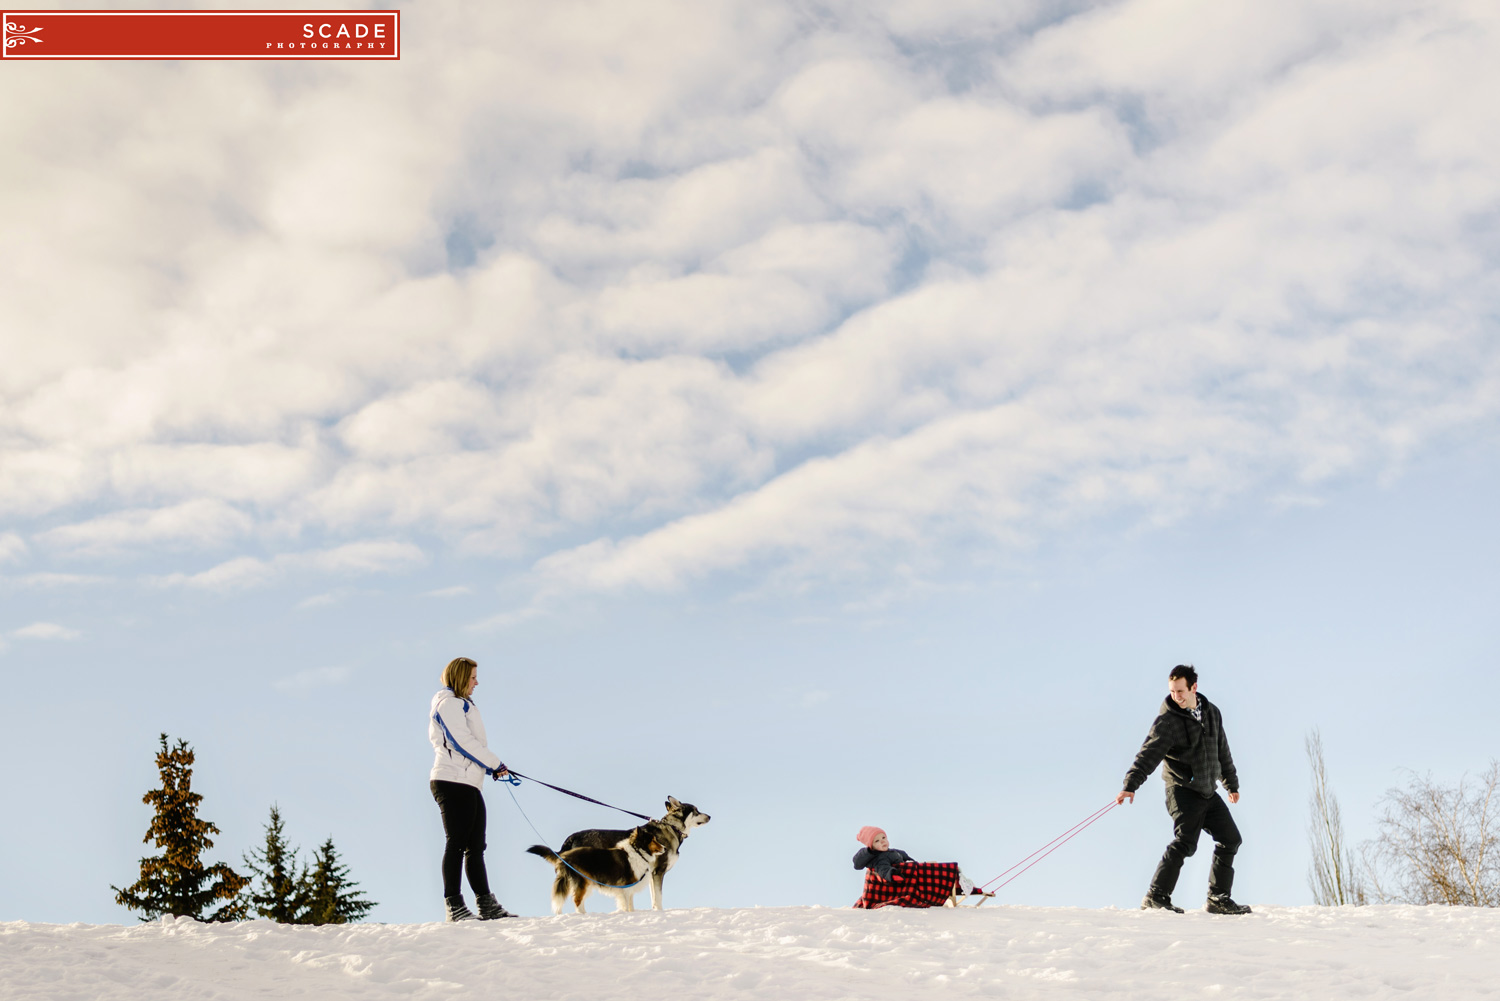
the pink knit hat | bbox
[856,826,885,848]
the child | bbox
[852,826,916,882]
[851,826,987,909]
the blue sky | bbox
[1,0,1497,923]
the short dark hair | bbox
[1168,664,1197,687]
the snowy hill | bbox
[3,904,1496,1000]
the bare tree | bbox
[1306,729,1365,905]
[1362,762,1500,906]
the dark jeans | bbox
[431,780,490,899]
[1149,786,1241,898]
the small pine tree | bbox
[112,734,250,922]
[243,804,311,923]
[302,837,376,925]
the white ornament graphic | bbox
[5,21,46,49]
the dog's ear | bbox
[666,796,681,809]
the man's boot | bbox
[1144,849,1186,913]
[1206,893,1252,915]
[444,895,476,922]
[1206,848,1247,913]
[1141,892,1184,913]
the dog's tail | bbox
[526,844,560,864]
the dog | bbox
[527,822,666,914]
[559,796,711,910]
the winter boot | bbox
[475,892,514,920]
[1206,894,1252,915]
[444,895,477,922]
[1141,892,1184,913]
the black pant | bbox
[1149,786,1241,898]
[430,780,490,899]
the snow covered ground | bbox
[4,904,1497,1000]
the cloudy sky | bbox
[2,0,1497,923]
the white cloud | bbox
[308,354,769,549]
[155,556,277,592]
[0,449,100,519]
[336,380,500,463]
[272,665,354,694]
[533,393,1258,591]
[426,586,473,599]
[535,148,824,271]
[108,442,327,508]
[1,573,111,590]
[297,590,346,610]
[41,499,254,557]
[468,605,546,632]
[154,542,426,592]
[844,97,1130,231]
[0,533,25,565]
[11,622,81,641]
[591,221,902,353]
[304,541,427,575]
[2,0,1498,603]
[1005,0,1387,128]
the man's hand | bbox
[1116,791,1134,805]
[1228,792,1239,804]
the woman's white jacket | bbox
[429,688,505,789]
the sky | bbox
[1,0,1497,924]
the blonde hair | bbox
[441,657,478,702]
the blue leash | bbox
[500,769,650,821]
[505,784,649,890]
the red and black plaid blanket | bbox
[852,861,960,909]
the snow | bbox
[4,905,1497,1000]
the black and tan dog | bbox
[527,822,666,914]
[560,796,711,910]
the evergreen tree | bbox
[112,734,250,922]
[242,804,311,923]
[302,837,376,924]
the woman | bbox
[429,656,514,920]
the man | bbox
[1116,665,1251,915]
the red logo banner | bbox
[2,9,400,59]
